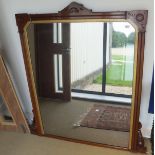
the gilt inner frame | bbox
[24,19,137,149]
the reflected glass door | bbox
[28,23,71,101]
[71,22,135,97]
[105,22,135,96]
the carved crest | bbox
[59,2,92,16]
[127,10,148,32]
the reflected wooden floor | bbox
[39,98,131,148]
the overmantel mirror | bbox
[15,2,148,152]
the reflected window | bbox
[105,22,135,96]
[70,22,135,97]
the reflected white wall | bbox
[70,22,104,83]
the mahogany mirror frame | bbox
[15,2,148,152]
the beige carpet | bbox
[39,99,130,147]
[0,131,151,155]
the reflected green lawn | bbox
[93,54,133,87]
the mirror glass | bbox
[27,21,135,148]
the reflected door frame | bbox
[34,23,71,101]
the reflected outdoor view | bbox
[71,22,135,96]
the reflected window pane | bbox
[105,22,135,95]
[54,54,63,92]
[53,23,62,44]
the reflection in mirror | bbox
[54,54,63,92]
[105,22,135,96]
[27,21,135,148]
[71,22,103,92]
[0,95,13,123]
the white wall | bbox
[0,0,153,137]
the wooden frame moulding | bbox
[15,2,148,152]
[0,55,30,133]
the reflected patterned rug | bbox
[80,104,131,132]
